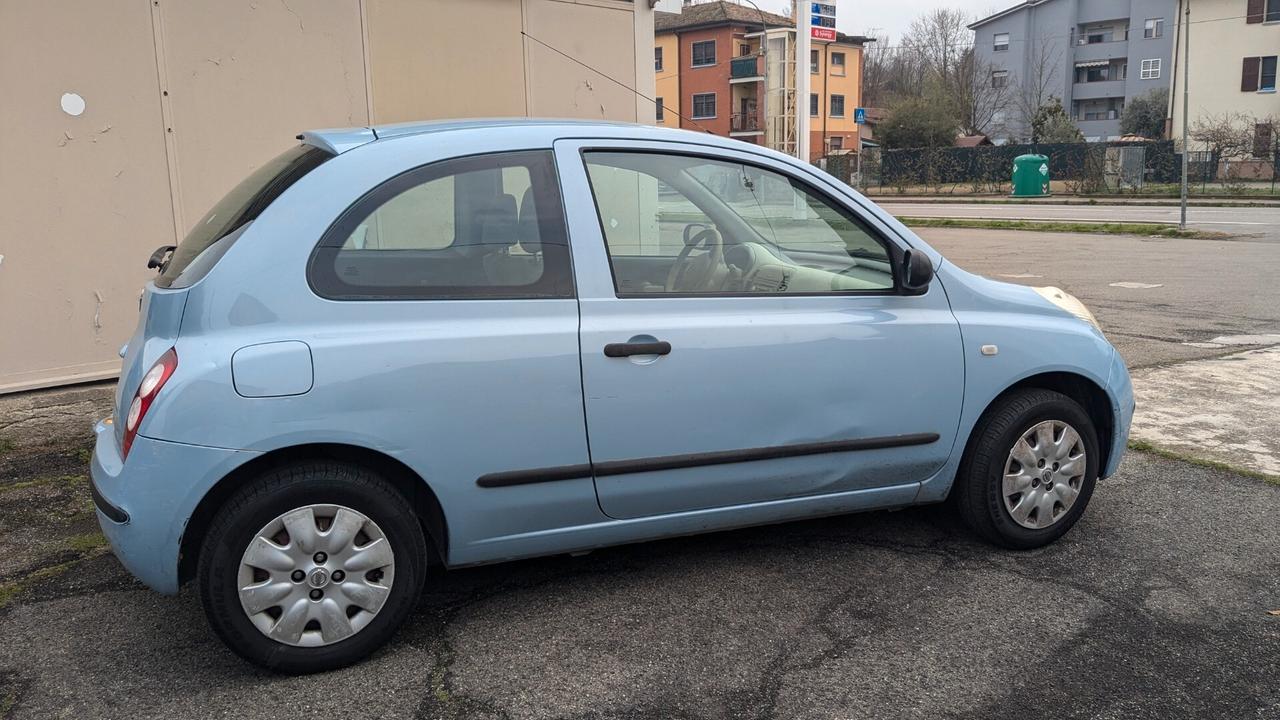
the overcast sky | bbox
[752,0,1002,43]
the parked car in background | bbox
[91,120,1133,672]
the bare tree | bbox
[1014,39,1063,140]
[950,48,1013,137]
[1190,112,1255,160]
[902,8,971,81]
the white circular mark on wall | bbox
[60,92,86,116]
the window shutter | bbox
[1246,0,1264,23]
[1242,57,1261,92]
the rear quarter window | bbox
[156,144,330,288]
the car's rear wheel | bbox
[197,461,427,673]
[952,389,1099,549]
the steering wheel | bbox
[665,226,725,292]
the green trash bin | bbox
[1011,154,1050,197]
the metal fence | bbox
[864,141,1183,193]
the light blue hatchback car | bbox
[91,119,1133,672]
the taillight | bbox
[123,348,178,460]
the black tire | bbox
[951,389,1100,549]
[197,461,427,673]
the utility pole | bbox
[795,1,811,162]
[1179,0,1190,230]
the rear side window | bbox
[157,144,330,288]
[308,150,573,300]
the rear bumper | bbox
[90,419,259,594]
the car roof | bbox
[297,118,737,156]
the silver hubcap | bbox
[1003,420,1087,530]
[237,504,395,647]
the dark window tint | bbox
[809,93,819,116]
[157,144,329,288]
[830,94,845,117]
[309,150,573,300]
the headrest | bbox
[474,193,518,254]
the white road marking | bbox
[1110,282,1163,289]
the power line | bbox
[520,30,714,134]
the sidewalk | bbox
[1129,345,1280,478]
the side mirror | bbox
[901,249,934,296]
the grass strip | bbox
[1128,439,1280,487]
[900,216,1230,239]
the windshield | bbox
[156,144,330,287]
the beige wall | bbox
[1169,0,1280,145]
[0,0,652,393]
[654,32,681,127]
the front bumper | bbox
[90,419,259,594]
[1102,351,1135,479]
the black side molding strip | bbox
[475,433,939,488]
[476,463,594,488]
[91,477,130,524]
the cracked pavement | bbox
[2,226,1279,718]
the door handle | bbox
[603,340,672,358]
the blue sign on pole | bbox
[854,107,867,125]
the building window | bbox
[1143,18,1163,38]
[1248,56,1280,92]
[1140,58,1161,79]
[810,49,819,73]
[691,40,715,67]
[830,94,845,117]
[809,93,819,117]
[993,32,1009,51]
[691,92,716,119]
[655,47,663,72]
[740,44,751,57]
[1249,0,1280,22]
[655,98,664,122]
[831,52,846,75]
[991,70,1009,88]
[1264,56,1279,92]
[828,136,843,151]
[1119,62,1128,80]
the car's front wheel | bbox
[197,461,427,673]
[952,388,1100,549]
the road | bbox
[2,227,1279,719]
[875,201,1280,242]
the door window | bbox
[310,151,573,299]
[582,151,895,296]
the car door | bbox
[554,139,964,520]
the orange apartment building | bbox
[654,1,870,162]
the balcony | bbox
[729,56,763,83]
[1072,79,1126,100]
[1074,118,1122,141]
[1074,39,1128,63]
[730,112,763,136]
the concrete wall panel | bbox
[0,2,174,391]
[366,0,527,123]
